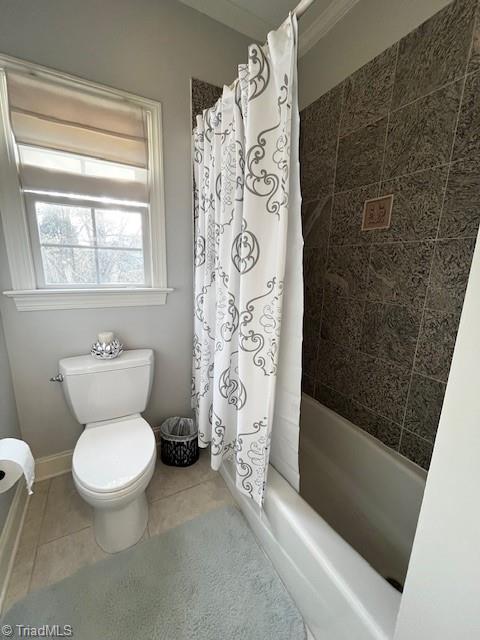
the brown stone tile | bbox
[468,0,480,72]
[345,400,402,449]
[415,308,461,382]
[375,166,448,242]
[440,158,480,238]
[313,384,351,419]
[302,315,320,378]
[321,292,364,351]
[367,242,434,308]
[392,0,475,108]
[330,184,379,246]
[385,81,462,178]
[454,70,480,162]
[360,302,422,368]
[400,431,434,470]
[426,238,476,311]
[336,118,387,192]
[317,339,357,398]
[191,78,222,128]
[304,246,327,320]
[325,245,371,300]
[354,352,410,424]
[341,45,397,136]
[302,198,332,249]
[405,374,446,442]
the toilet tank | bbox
[59,349,154,424]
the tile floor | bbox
[3,450,233,612]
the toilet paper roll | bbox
[0,439,35,495]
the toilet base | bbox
[93,491,148,553]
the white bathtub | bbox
[300,394,426,585]
[221,394,427,640]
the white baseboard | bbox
[0,482,29,613]
[35,450,73,481]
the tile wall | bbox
[300,0,480,469]
[191,78,222,128]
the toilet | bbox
[59,349,156,553]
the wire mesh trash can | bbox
[160,417,199,467]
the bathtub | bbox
[220,394,426,640]
[300,394,426,586]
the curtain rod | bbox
[221,0,316,93]
[293,0,316,21]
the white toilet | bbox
[59,349,156,553]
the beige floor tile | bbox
[30,527,106,591]
[39,474,92,544]
[9,470,232,603]
[148,474,233,537]
[30,520,151,593]
[25,480,50,526]
[3,544,36,612]
[146,448,216,502]
[19,480,51,550]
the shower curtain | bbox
[192,14,303,506]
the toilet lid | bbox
[73,416,156,493]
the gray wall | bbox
[0,0,252,458]
[0,293,21,527]
[300,0,479,470]
[299,0,453,109]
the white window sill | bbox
[3,287,174,311]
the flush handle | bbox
[49,373,64,383]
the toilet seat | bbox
[73,414,156,495]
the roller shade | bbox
[6,72,148,168]
[5,70,150,205]
[10,110,147,168]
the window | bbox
[0,55,170,310]
[27,196,148,287]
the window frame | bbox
[0,53,172,311]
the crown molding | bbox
[178,0,272,42]
[299,0,361,57]
[178,0,359,58]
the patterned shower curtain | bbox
[192,15,303,506]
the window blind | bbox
[5,71,149,202]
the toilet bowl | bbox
[73,414,156,553]
[59,349,156,553]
